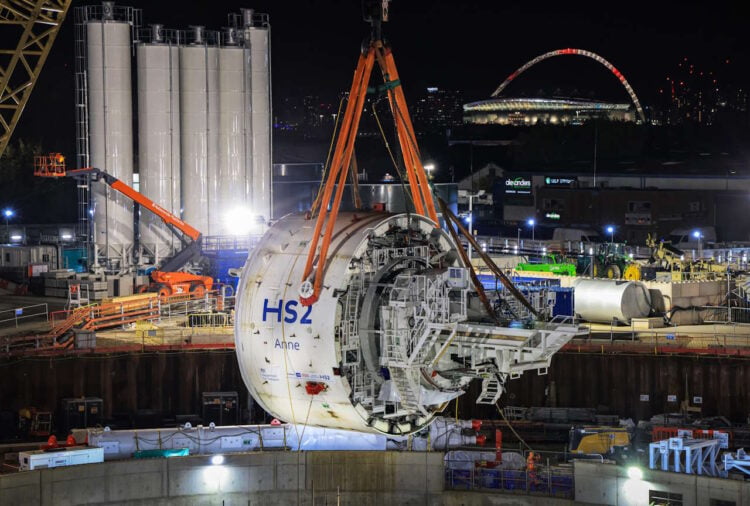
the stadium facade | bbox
[463,97,636,126]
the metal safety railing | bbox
[468,235,651,260]
[187,313,231,328]
[444,461,574,499]
[202,234,262,252]
[570,319,750,356]
[1,290,239,355]
[0,303,49,328]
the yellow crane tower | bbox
[0,0,71,158]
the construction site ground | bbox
[0,293,234,354]
[4,293,750,356]
[0,294,66,338]
[571,321,750,356]
[94,317,234,348]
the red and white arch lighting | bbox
[492,48,645,123]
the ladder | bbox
[390,368,420,412]
[476,376,503,405]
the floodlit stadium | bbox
[465,47,643,125]
[463,97,635,125]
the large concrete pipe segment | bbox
[574,279,652,323]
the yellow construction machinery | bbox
[625,234,727,281]
[569,426,631,458]
[0,0,72,157]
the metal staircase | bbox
[389,367,421,414]
[476,376,503,405]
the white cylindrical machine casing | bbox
[574,279,652,323]
[235,212,461,435]
[235,212,583,435]
[87,21,134,260]
[246,26,271,221]
[79,423,387,460]
[218,46,247,233]
[137,42,181,260]
[179,44,219,236]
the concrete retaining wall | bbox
[0,451,446,505]
[642,279,727,325]
[575,460,750,506]
[0,450,576,505]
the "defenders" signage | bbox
[504,177,532,195]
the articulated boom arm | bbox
[67,167,201,243]
[299,41,438,306]
[34,156,204,273]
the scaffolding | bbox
[649,436,722,476]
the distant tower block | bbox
[179,26,220,236]
[137,25,181,262]
[85,4,135,265]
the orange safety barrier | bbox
[2,290,227,355]
[651,426,732,445]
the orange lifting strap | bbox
[299,42,439,306]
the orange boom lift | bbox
[34,153,213,298]
[299,0,438,306]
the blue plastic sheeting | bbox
[476,274,563,290]
[61,248,87,273]
[444,468,573,498]
[551,289,574,317]
[476,274,573,317]
[203,250,248,289]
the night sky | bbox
[10,0,750,154]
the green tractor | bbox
[516,254,577,276]
[577,242,632,278]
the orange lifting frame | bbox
[300,42,439,306]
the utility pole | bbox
[593,121,598,188]
[466,190,485,261]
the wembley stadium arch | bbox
[491,48,645,123]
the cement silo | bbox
[217,27,248,235]
[242,10,272,222]
[85,2,136,265]
[136,25,181,262]
[179,26,219,236]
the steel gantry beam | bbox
[0,0,72,158]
